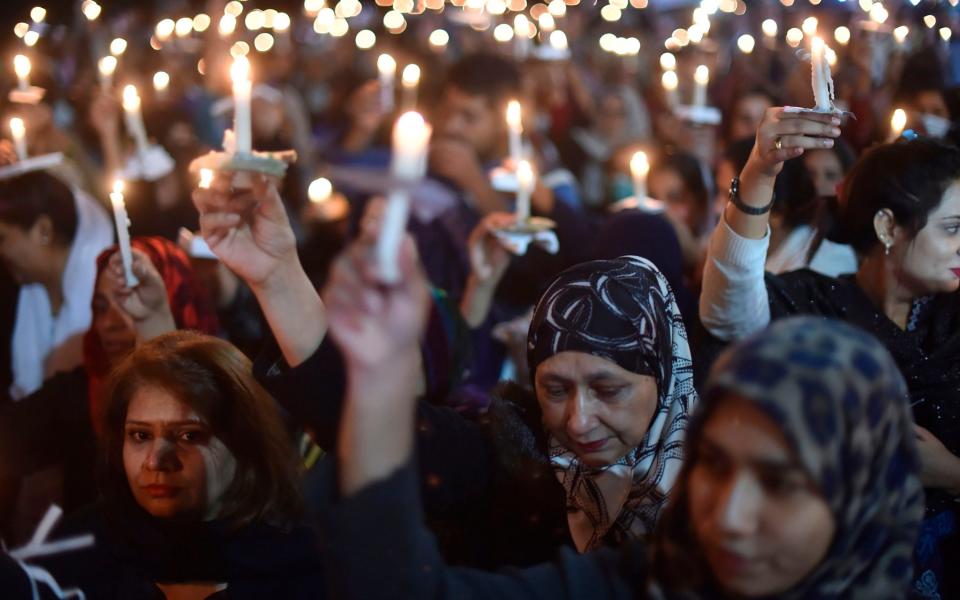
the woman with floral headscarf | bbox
[320,308,923,599]
[0,237,217,539]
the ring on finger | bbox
[774,137,783,151]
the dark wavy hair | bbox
[0,170,77,246]
[824,138,960,255]
[98,331,302,530]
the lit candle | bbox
[198,168,214,189]
[893,26,909,46]
[9,118,27,161]
[630,151,648,202]
[662,71,679,109]
[377,111,432,283]
[513,14,531,59]
[810,37,834,112]
[109,180,140,288]
[13,55,30,92]
[762,18,778,48]
[231,55,252,155]
[152,71,169,96]
[889,108,907,142]
[401,63,420,111]
[515,159,534,223]
[122,85,150,158]
[97,55,117,91]
[506,99,523,167]
[693,65,709,108]
[377,53,396,113]
[308,177,333,204]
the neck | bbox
[855,252,915,329]
[40,244,70,315]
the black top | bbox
[35,503,326,599]
[255,339,577,568]
[316,458,647,600]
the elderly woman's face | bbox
[123,385,236,520]
[535,351,658,468]
[688,396,834,597]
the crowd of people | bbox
[0,0,958,598]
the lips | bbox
[576,439,609,453]
[709,546,759,577]
[952,268,960,278]
[143,484,180,498]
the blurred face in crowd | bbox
[803,149,845,198]
[0,218,53,284]
[124,385,237,520]
[688,396,835,597]
[911,90,950,120]
[650,167,705,233]
[536,351,658,469]
[729,94,773,142]
[596,93,628,142]
[92,267,138,366]
[436,85,504,162]
[894,179,960,295]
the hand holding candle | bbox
[377,111,432,283]
[9,118,27,161]
[231,55,252,155]
[109,179,140,288]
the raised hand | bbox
[191,173,297,289]
[468,212,515,284]
[106,249,176,341]
[749,107,841,178]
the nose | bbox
[566,390,598,439]
[144,438,181,472]
[715,472,762,537]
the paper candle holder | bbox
[122,144,176,182]
[8,86,46,105]
[674,105,723,126]
[608,195,667,214]
[0,152,64,181]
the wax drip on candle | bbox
[9,117,27,161]
[377,111,432,283]
[810,37,835,112]
[506,100,523,168]
[109,179,140,288]
[231,55,252,155]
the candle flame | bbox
[694,65,710,85]
[231,55,250,85]
[516,159,534,189]
[9,117,25,138]
[894,26,909,44]
[13,55,30,79]
[112,179,125,196]
[661,70,679,91]
[402,64,420,88]
[153,71,170,92]
[377,53,396,75]
[630,151,649,178]
[506,100,522,130]
[891,108,907,134]
[122,84,140,110]
[308,177,333,203]
[761,19,778,37]
[98,55,117,76]
[199,168,214,189]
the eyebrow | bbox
[125,420,206,428]
[698,435,795,471]
[939,215,960,222]
[538,371,623,384]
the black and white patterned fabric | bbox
[527,256,698,552]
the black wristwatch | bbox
[729,176,774,216]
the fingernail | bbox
[831,128,841,136]
[831,117,841,125]
[822,139,834,147]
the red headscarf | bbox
[83,237,219,420]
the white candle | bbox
[9,118,27,161]
[122,85,150,158]
[515,159,534,223]
[693,65,709,108]
[13,55,30,92]
[662,71,679,109]
[810,37,834,112]
[506,100,523,167]
[377,53,396,113]
[401,63,420,111]
[97,56,117,91]
[889,108,907,142]
[377,111,432,283]
[231,55,252,155]
[630,151,648,202]
[109,180,139,288]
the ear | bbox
[29,214,54,246]
[872,209,897,250]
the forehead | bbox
[0,220,26,238]
[701,396,793,464]
[537,350,635,380]
[95,262,121,295]
[804,149,842,171]
[442,86,493,115]
[928,179,960,219]
[126,385,200,423]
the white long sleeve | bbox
[699,215,771,341]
